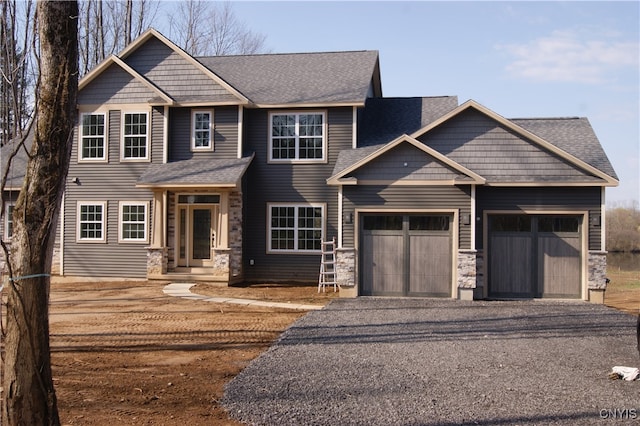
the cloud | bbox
[497,29,639,84]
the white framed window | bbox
[121,111,149,161]
[4,202,15,239]
[118,201,148,243]
[269,111,326,162]
[79,112,107,161]
[268,203,324,253]
[77,202,107,242]
[191,110,213,151]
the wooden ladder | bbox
[318,237,338,293]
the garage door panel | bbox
[490,234,534,297]
[539,235,581,297]
[362,232,404,295]
[409,234,451,296]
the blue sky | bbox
[161,1,639,206]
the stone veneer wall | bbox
[228,191,243,279]
[147,247,167,277]
[588,251,608,290]
[457,250,478,289]
[335,248,356,288]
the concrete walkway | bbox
[162,282,323,311]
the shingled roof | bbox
[198,50,381,106]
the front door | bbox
[177,194,219,268]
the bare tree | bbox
[2,0,78,424]
[169,1,267,56]
[78,0,159,75]
[1,0,35,145]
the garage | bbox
[488,214,582,299]
[360,214,453,297]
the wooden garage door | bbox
[489,215,581,298]
[360,214,452,297]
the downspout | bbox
[337,186,343,248]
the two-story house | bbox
[4,28,618,302]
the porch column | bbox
[151,190,165,248]
[218,191,229,249]
[147,189,168,278]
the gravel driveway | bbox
[222,298,639,425]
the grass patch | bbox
[606,269,640,292]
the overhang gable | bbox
[410,100,618,186]
[327,135,485,186]
[79,55,174,105]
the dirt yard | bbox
[1,272,637,425]
[47,280,338,425]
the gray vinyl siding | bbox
[476,186,602,250]
[169,106,239,161]
[416,109,601,183]
[349,143,469,181]
[342,185,472,249]
[123,37,238,103]
[63,108,161,278]
[78,64,158,105]
[242,107,353,282]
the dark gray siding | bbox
[63,109,159,278]
[476,187,602,250]
[78,64,158,105]
[417,109,602,183]
[342,185,472,249]
[242,107,353,282]
[168,106,239,161]
[123,37,238,103]
[349,143,468,181]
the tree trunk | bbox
[2,1,77,425]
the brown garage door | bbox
[360,214,452,297]
[488,215,581,298]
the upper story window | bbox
[122,112,149,161]
[192,110,213,151]
[80,113,106,161]
[269,112,326,162]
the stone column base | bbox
[589,289,605,304]
[458,288,474,301]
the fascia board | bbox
[119,29,250,105]
[411,99,618,186]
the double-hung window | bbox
[122,112,149,160]
[77,202,106,242]
[80,113,106,161]
[119,201,148,243]
[269,112,325,162]
[268,203,324,252]
[192,110,213,151]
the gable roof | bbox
[79,55,175,105]
[410,100,618,186]
[1,132,32,191]
[198,50,381,107]
[79,29,249,106]
[328,134,485,185]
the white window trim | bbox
[118,201,149,244]
[4,202,15,240]
[76,201,107,243]
[191,109,214,152]
[121,110,150,162]
[78,112,108,163]
[267,202,325,254]
[268,111,327,163]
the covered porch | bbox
[137,156,253,284]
